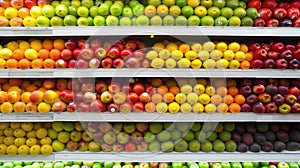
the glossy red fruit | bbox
[254,18,266,27]
[258,8,273,21]
[248,0,262,10]
[265,19,279,27]
[262,0,277,9]
[273,8,287,20]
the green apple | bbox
[98,4,110,16]
[68,6,78,16]
[93,15,106,26]
[77,6,89,17]
[54,162,64,168]
[50,16,64,26]
[63,15,77,26]
[36,16,50,27]
[228,16,241,26]
[239,1,247,9]
[104,162,114,168]
[89,6,99,17]
[175,15,187,26]
[226,0,239,9]
[110,3,123,16]
[241,16,253,26]
[119,16,131,26]
[221,162,231,168]
[148,0,161,7]
[51,1,60,7]
[77,16,89,26]
[106,15,119,26]
[129,0,140,8]
[175,0,186,8]
[82,0,94,8]
[213,0,225,8]
[201,15,214,26]
[231,162,242,168]
[61,0,71,7]
[242,162,253,168]
[182,6,194,18]
[133,4,145,16]
[136,15,150,26]
[188,15,200,26]
[198,162,209,168]
[214,16,228,26]
[122,6,133,17]
[42,5,55,18]
[150,15,163,26]
[93,163,102,168]
[201,0,212,8]
[220,7,233,19]
[71,0,81,7]
[233,7,246,18]
[131,16,137,25]
[104,0,113,6]
[88,16,93,25]
[163,14,175,26]
[55,4,68,17]
[114,1,124,8]
[246,7,258,19]
[207,6,220,18]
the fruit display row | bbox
[0,121,299,155]
[0,0,300,27]
[1,161,300,168]
[1,77,300,114]
[1,38,300,69]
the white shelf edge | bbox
[1,69,300,78]
[54,151,300,162]
[1,154,54,161]
[0,27,300,37]
[0,112,298,122]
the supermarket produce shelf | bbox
[54,151,300,162]
[0,27,299,37]
[1,69,300,78]
[0,112,299,122]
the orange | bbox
[53,39,65,51]
[38,49,49,59]
[227,86,239,97]
[229,103,241,113]
[43,59,55,68]
[21,80,30,90]
[226,79,237,87]
[12,49,24,60]
[9,79,23,86]
[5,59,18,69]
[145,102,156,113]
[30,40,43,51]
[0,7,4,16]
[151,93,163,104]
[178,44,190,53]
[223,94,234,105]
[8,86,22,93]
[18,59,31,69]
[31,59,43,69]
[0,78,8,84]
[49,49,61,60]
[2,83,12,91]
[20,92,31,103]
[245,52,253,61]
[38,87,47,93]
[217,103,229,113]
[234,94,245,105]
[42,40,53,50]
[210,94,222,105]
[239,43,248,53]
[157,85,168,94]
[216,86,228,97]
[163,92,175,103]
[169,86,180,95]
[151,78,163,87]
[144,5,156,17]
[25,84,38,92]
[240,60,250,69]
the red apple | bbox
[258,8,272,20]
[89,40,102,50]
[101,57,113,68]
[120,102,132,113]
[76,59,89,69]
[108,82,121,93]
[133,102,144,112]
[127,92,139,104]
[275,59,288,69]
[125,40,137,51]
[120,49,133,60]
[65,39,77,50]
[73,48,81,58]
[95,81,107,94]
[124,142,136,152]
[67,102,78,112]
[90,100,106,112]
[253,84,265,94]
[108,103,119,113]
[287,7,300,20]
[139,92,151,103]
[107,47,120,59]
[133,50,145,61]
[79,48,94,60]
[55,59,68,68]
[133,83,145,95]
[89,58,101,68]
[78,102,90,112]
[273,8,287,20]
[113,58,125,68]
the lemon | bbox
[6,144,18,156]
[202,41,216,52]
[169,5,181,16]
[4,128,13,136]
[0,48,13,59]
[4,136,15,145]
[185,50,198,60]
[216,59,229,69]
[152,42,165,51]
[191,59,202,69]
[159,49,171,60]
[30,40,43,51]
[18,145,29,155]
[180,103,192,113]
[180,84,193,94]
[216,42,228,52]
[210,49,223,60]
[175,93,187,104]
[14,137,26,146]
[165,42,178,51]
[198,50,210,61]
[171,50,183,60]
[165,58,177,68]
[168,102,180,114]
[40,137,52,145]
[177,58,191,68]
[203,59,216,69]
[29,145,41,155]
[156,102,168,113]
[223,50,235,60]
[7,41,19,51]
[228,42,240,52]
[13,129,26,138]
[229,60,240,69]
[24,49,38,60]
[21,123,34,132]
[0,144,7,155]
[234,51,245,61]
[151,58,165,68]
[199,93,210,104]
[37,102,51,113]
[34,123,43,130]
[26,130,36,138]
[193,103,204,113]
[205,103,217,113]
[26,138,38,146]
[187,0,200,8]
[36,128,48,139]
[146,50,158,60]
[187,92,199,105]
[194,84,205,95]
[205,86,216,96]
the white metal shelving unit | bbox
[1,27,300,162]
